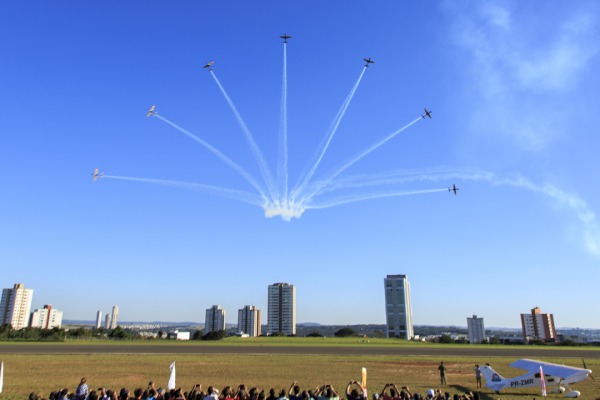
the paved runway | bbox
[1,344,598,358]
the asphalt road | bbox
[0,344,598,358]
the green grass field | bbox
[1,341,598,400]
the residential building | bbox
[95,310,102,330]
[238,305,261,337]
[0,283,34,330]
[104,314,111,330]
[467,314,486,344]
[267,282,296,336]
[205,305,226,333]
[29,304,63,329]
[521,306,556,341]
[384,275,413,339]
[110,305,119,329]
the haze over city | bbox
[1,1,599,329]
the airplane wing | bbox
[510,359,589,379]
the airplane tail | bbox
[480,364,507,392]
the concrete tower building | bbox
[467,314,486,344]
[238,305,262,337]
[30,304,63,329]
[0,283,34,330]
[267,283,296,336]
[110,305,119,329]
[521,306,556,341]
[104,314,111,330]
[384,275,413,339]
[95,310,103,329]
[205,305,226,333]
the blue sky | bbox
[1,1,599,329]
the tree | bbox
[305,332,323,337]
[334,327,356,337]
[202,330,226,341]
[438,334,454,344]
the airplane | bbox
[203,61,214,71]
[146,105,156,117]
[363,57,374,67]
[280,34,292,43]
[480,359,593,398]
[449,184,459,195]
[92,168,104,182]
[422,108,432,119]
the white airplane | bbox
[480,359,593,398]
[92,168,104,182]
[146,105,157,117]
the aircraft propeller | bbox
[582,358,595,381]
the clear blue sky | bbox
[1,1,599,329]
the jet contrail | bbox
[103,175,264,207]
[298,115,423,204]
[277,43,289,205]
[306,188,447,210]
[290,67,368,201]
[209,70,277,202]
[154,114,269,202]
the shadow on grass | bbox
[448,384,540,399]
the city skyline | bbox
[1,2,599,329]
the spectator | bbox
[345,381,366,400]
[438,362,447,385]
[288,382,301,400]
[77,379,89,400]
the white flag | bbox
[167,361,176,390]
[0,360,4,394]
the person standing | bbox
[438,362,447,385]
[76,378,89,400]
[474,364,482,388]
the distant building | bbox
[467,314,486,344]
[205,305,226,333]
[384,275,413,339]
[238,305,261,337]
[104,314,111,330]
[0,283,34,330]
[95,311,102,330]
[521,306,556,341]
[30,304,63,329]
[110,306,119,329]
[267,283,296,336]
[169,330,190,340]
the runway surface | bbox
[1,344,598,358]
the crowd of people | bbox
[29,378,484,400]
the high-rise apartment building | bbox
[110,306,119,329]
[384,275,413,339]
[30,304,63,329]
[205,305,226,333]
[467,314,486,344]
[521,306,556,341]
[105,314,111,330]
[238,305,261,337]
[0,283,34,330]
[267,283,296,336]
[95,311,103,329]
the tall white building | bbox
[238,305,261,337]
[95,310,103,329]
[267,283,296,336]
[30,304,63,329]
[110,305,119,329]
[0,283,34,330]
[104,314,112,330]
[467,314,486,344]
[205,305,226,333]
[384,275,413,340]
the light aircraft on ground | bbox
[203,61,214,71]
[422,108,432,119]
[363,57,374,67]
[146,105,156,117]
[92,168,104,182]
[480,359,593,398]
[280,34,292,43]
[449,184,459,195]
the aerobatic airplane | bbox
[480,359,593,398]
[363,57,374,67]
[203,61,214,71]
[92,168,104,182]
[422,108,432,119]
[280,34,292,43]
[146,105,156,117]
[449,184,459,195]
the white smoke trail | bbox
[209,70,277,201]
[298,115,423,204]
[306,188,447,210]
[103,175,264,207]
[290,67,368,201]
[277,43,289,205]
[154,114,269,202]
